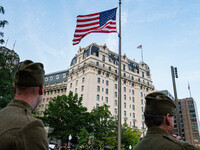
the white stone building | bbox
[39,43,155,134]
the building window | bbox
[81,86,84,91]
[103,64,105,68]
[115,76,117,81]
[82,77,85,83]
[132,83,134,87]
[138,78,140,82]
[75,88,77,93]
[133,113,135,118]
[115,70,117,74]
[70,83,72,88]
[106,80,109,86]
[115,108,117,114]
[141,107,144,112]
[141,92,143,97]
[105,97,108,103]
[97,86,100,92]
[106,73,109,78]
[115,92,117,97]
[124,111,126,116]
[132,97,134,103]
[96,103,99,108]
[124,73,126,77]
[97,95,100,101]
[123,64,125,70]
[124,95,126,100]
[76,80,78,86]
[96,62,99,66]
[131,122,135,128]
[132,90,134,95]
[102,55,105,61]
[124,80,126,84]
[98,70,101,75]
[97,77,100,83]
[124,102,126,108]
[132,105,135,111]
[115,84,117,89]
[131,76,134,80]
[109,66,111,71]
[124,87,126,92]
[106,88,108,94]
[141,99,143,105]
[115,100,117,106]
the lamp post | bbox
[129,145,132,150]
[68,134,72,149]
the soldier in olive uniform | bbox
[0,60,48,150]
[133,92,197,150]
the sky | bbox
[1,0,200,121]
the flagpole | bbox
[12,40,16,50]
[118,0,122,150]
[141,47,143,62]
[5,38,8,47]
[188,82,192,97]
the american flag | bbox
[137,45,142,49]
[73,8,117,45]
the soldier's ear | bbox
[39,85,44,95]
[166,113,171,126]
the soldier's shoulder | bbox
[163,134,197,150]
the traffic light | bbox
[174,67,178,78]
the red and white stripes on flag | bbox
[73,8,117,45]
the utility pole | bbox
[171,66,182,138]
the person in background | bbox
[133,92,197,150]
[0,60,48,150]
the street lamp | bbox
[68,134,72,148]
[129,145,132,150]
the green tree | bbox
[0,53,18,109]
[77,128,94,150]
[40,92,92,145]
[90,104,118,149]
[121,123,142,149]
[0,6,8,45]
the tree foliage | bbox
[40,92,92,144]
[0,6,8,45]
[0,53,18,109]
[90,104,118,149]
[121,123,142,149]
[38,93,142,149]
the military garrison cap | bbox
[14,60,45,87]
[145,92,176,116]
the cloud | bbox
[122,10,128,25]
[106,34,118,53]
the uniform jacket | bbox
[133,127,197,150]
[0,100,48,150]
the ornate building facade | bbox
[0,46,20,68]
[39,43,155,133]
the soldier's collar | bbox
[147,127,168,135]
[9,99,32,111]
